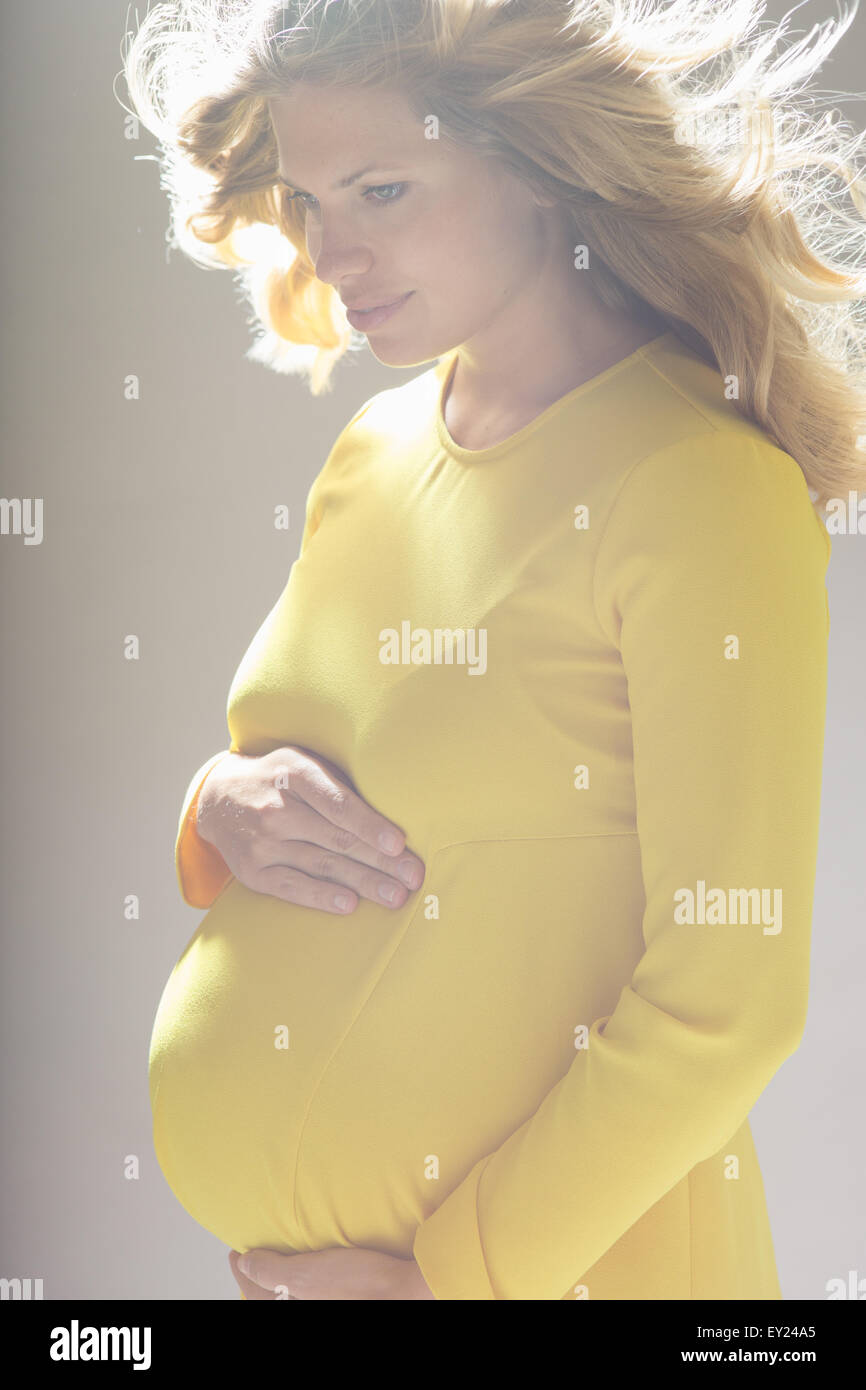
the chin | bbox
[366,342,444,370]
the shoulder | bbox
[336,358,445,443]
[308,360,444,498]
[607,424,817,527]
[595,333,827,554]
[592,416,831,646]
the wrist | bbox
[193,788,214,845]
[194,757,231,846]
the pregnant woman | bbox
[123,0,865,1299]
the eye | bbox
[283,182,408,211]
[287,189,317,210]
[363,182,406,204]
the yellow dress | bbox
[149,329,830,1300]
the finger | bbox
[256,834,423,910]
[236,1248,312,1298]
[228,1250,273,1300]
[253,860,364,914]
[267,800,426,885]
[284,757,409,859]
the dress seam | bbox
[432,829,638,852]
[290,878,435,1243]
[638,353,724,433]
[474,1153,498,1299]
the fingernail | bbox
[379,829,401,853]
[237,1254,251,1276]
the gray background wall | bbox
[1,1,863,1299]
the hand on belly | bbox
[228,1245,435,1300]
[195,743,426,914]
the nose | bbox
[307,214,373,288]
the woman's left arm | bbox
[410,427,832,1300]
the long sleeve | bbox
[410,427,831,1300]
[174,750,236,908]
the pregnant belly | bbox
[149,836,644,1258]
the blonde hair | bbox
[120,0,866,509]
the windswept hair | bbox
[120,0,866,509]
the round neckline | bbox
[434,329,676,462]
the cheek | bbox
[431,212,515,297]
[406,204,480,282]
[444,203,514,277]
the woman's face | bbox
[267,81,563,367]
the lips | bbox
[344,293,408,312]
[344,292,413,332]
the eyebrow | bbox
[276,164,388,195]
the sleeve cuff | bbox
[411,1154,498,1300]
[175,751,234,908]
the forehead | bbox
[267,82,455,191]
[268,82,417,152]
